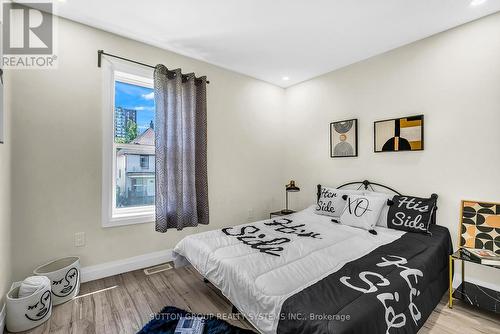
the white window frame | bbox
[140,155,149,169]
[101,58,155,227]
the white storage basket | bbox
[6,278,52,333]
[33,256,80,305]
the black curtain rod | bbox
[97,50,210,84]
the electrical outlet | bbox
[74,232,85,247]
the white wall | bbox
[10,17,285,280]
[9,11,500,288]
[283,13,500,286]
[0,72,12,307]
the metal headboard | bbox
[316,180,438,224]
[317,180,402,202]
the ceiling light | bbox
[470,0,487,7]
[282,76,290,81]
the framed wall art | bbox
[330,119,358,158]
[374,115,423,152]
[459,200,500,255]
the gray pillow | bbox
[364,191,395,227]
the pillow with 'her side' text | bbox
[315,186,364,218]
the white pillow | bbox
[18,276,51,298]
[339,194,387,231]
[364,191,395,227]
[316,186,364,217]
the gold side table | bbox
[448,249,500,313]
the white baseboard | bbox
[0,303,5,334]
[80,249,173,283]
[76,249,500,291]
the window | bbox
[140,155,149,169]
[102,64,155,227]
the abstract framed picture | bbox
[330,119,357,158]
[374,115,424,152]
[459,200,500,255]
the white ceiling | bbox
[50,0,500,87]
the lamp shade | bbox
[286,180,300,192]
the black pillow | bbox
[386,194,437,234]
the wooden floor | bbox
[8,265,500,334]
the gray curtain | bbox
[154,65,209,232]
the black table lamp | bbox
[281,180,300,214]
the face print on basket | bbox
[33,257,81,306]
[51,267,79,297]
[25,290,52,322]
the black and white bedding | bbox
[173,205,452,334]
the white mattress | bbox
[173,205,405,334]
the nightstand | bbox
[448,249,500,314]
[269,210,296,219]
[270,210,295,219]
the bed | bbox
[173,181,452,334]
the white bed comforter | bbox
[173,205,405,334]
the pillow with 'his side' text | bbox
[387,195,437,234]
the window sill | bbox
[102,211,155,228]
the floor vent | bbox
[144,262,173,275]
